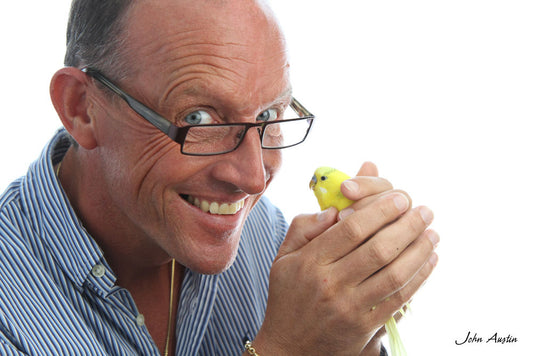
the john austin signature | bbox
[455,331,518,345]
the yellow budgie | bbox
[309,166,408,356]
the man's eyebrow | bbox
[177,85,293,107]
[277,86,293,101]
[268,86,293,107]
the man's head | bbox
[52,0,291,274]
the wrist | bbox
[244,340,260,356]
[359,339,385,356]
[245,330,292,356]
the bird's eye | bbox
[321,176,327,181]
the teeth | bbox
[219,203,230,214]
[186,195,245,215]
[209,202,219,214]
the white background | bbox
[1,1,532,355]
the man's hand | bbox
[253,162,439,355]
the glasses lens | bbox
[262,118,312,149]
[180,100,313,155]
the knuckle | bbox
[339,215,365,244]
[367,239,394,266]
[380,177,394,190]
[377,201,391,221]
[290,213,311,229]
[335,297,354,317]
[378,191,410,219]
[400,208,427,236]
[387,268,408,292]
[405,213,423,235]
[395,285,412,305]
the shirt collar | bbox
[22,128,115,291]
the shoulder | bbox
[0,179,23,218]
[0,180,29,252]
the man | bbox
[0,0,438,355]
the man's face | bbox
[90,0,290,273]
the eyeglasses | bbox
[82,68,315,156]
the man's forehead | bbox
[121,0,288,96]
[122,0,284,66]
[127,0,277,35]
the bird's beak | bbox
[309,175,317,190]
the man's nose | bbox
[235,127,267,194]
[214,126,267,195]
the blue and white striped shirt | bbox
[0,129,287,355]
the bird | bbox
[308,166,353,211]
[309,166,408,356]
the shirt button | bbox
[136,314,145,327]
[91,264,106,278]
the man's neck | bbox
[58,147,178,283]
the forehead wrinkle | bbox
[158,61,289,116]
[138,32,274,97]
[162,49,252,83]
[152,31,269,70]
[157,71,242,113]
[124,0,284,60]
[156,56,249,107]
[154,46,288,109]
[136,25,264,64]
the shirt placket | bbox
[84,259,160,355]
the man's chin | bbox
[187,252,239,275]
[179,232,242,275]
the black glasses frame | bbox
[82,67,315,156]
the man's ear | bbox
[50,67,97,149]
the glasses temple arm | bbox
[82,68,174,135]
[290,97,314,118]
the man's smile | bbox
[181,194,246,215]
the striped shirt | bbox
[0,129,287,355]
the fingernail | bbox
[338,208,355,221]
[342,180,359,194]
[429,253,439,267]
[393,193,409,212]
[318,207,335,222]
[427,230,440,247]
[419,206,434,225]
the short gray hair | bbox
[64,0,134,80]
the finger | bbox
[309,192,411,265]
[340,176,393,202]
[337,206,434,282]
[356,161,379,177]
[359,228,439,312]
[339,189,412,220]
[276,207,338,259]
[367,250,438,325]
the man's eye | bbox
[184,110,213,125]
[257,109,278,122]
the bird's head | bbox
[309,166,336,192]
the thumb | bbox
[356,161,379,177]
[276,207,337,259]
